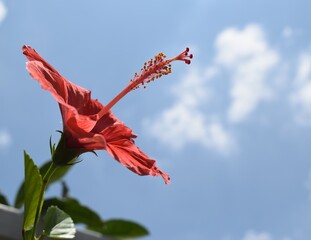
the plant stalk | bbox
[30,161,58,240]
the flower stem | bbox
[30,161,58,240]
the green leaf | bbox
[43,198,149,238]
[14,181,25,208]
[14,160,72,208]
[0,192,9,205]
[44,206,76,239]
[42,197,102,228]
[90,219,149,238]
[23,151,43,231]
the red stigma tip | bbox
[172,48,193,64]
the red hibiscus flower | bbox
[22,45,192,184]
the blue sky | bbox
[1,0,311,240]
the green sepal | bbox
[52,133,84,166]
[50,135,56,156]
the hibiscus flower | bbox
[22,45,192,184]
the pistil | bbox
[97,48,193,119]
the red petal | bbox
[99,118,170,184]
[23,46,100,130]
[106,138,170,184]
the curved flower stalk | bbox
[23,45,192,184]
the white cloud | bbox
[170,68,209,107]
[206,122,235,153]
[215,24,279,123]
[290,52,311,124]
[143,24,284,154]
[296,53,311,82]
[242,230,273,240]
[282,27,294,39]
[0,1,7,24]
[144,68,235,154]
[145,102,234,153]
[241,230,292,240]
[0,129,12,150]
